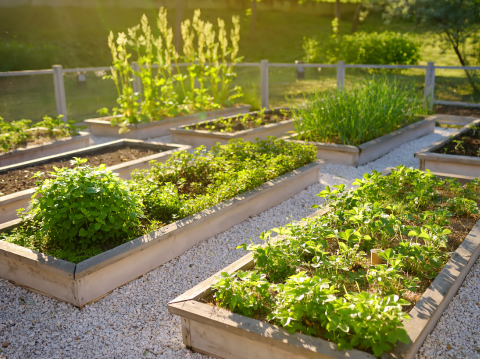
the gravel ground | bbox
[3,126,478,359]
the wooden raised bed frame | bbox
[168,171,480,359]
[0,131,91,167]
[85,106,251,139]
[0,160,324,307]
[435,114,480,127]
[286,116,437,167]
[415,119,480,178]
[170,108,294,148]
[0,140,190,224]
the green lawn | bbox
[0,6,477,121]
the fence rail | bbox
[1,60,479,122]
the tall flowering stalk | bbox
[100,7,243,131]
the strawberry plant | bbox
[211,166,480,357]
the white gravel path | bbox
[2,126,478,359]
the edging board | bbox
[0,160,324,307]
[0,132,91,167]
[286,116,436,167]
[170,108,293,148]
[168,171,480,359]
[435,114,480,127]
[0,140,191,223]
[415,119,480,177]
[85,106,251,139]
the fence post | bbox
[261,59,269,109]
[336,61,345,91]
[131,61,142,97]
[424,62,435,112]
[52,65,68,122]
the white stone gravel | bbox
[2,126,477,359]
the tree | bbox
[386,0,480,94]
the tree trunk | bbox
[336,0,341,21]
[351,2,361,33]
[445,31,479,94]
[174,0,187,53]
[249,0,257,38]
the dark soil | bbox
[0,145,161,196]
[435,105,480,117]
[192,110,291,133]
[434,128,480,157]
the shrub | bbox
[0,41,57,72]
[291,77,426,146]
[27,158,143,251]
[304,31,421,66]
[132,138,317,225]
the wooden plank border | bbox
[168,171,480,359]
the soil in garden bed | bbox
[0,145,162,196]
[435,105,480,118]
[434,128,480,157]
[190,110,291,133]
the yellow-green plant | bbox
[100,7,243,132]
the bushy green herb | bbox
[3,158,144,262]
[212,166,480,356]
[291,78,426,146]
[0,115,78,153]
[132,137,316,225]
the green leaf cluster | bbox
[7,158,144,256]
[0,115,78,153]
[212,166,480,356]
[132,137,316,225]
[303,31,420,68]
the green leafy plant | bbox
[100,7,243,132]
[132,137,316,225]
[210,166,480,356]
[28,158,143,251]
[291,78,426,145]
[0,115,78,153]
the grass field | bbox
[0,6,478,122]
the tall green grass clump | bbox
[292,78,426,146]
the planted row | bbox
[1,138,316,264]
[292,78,427,146]
[0,115,79,153]
[210,166,480,357]
[99,7,243,133]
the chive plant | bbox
[292,78,426,146]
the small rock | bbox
[2,341,9,348]
[7,320,13,325]
[447,344,452,349]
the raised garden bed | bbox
[85,106,251,139]
[0,131,91,167]
[435,114,480,128]
[415,119,480,177]
[168,168,480,359]
[170,108,293,148]
[0,139,323,307]
[0,140,190,223]
[287,116,436,167]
